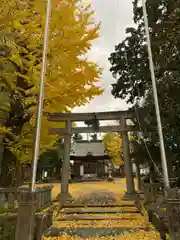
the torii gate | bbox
[48,110,140,201]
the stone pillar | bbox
[121,117,135,199]
[15,190,37,240]
[60,120,71,201]
[107,163,113,181]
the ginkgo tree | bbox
[103,132,124,166]
[103,132,135,167]
[0,0,103,166]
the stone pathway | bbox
[43,180,160,240]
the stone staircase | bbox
[43,201,150,238]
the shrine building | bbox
[70,140,111,180]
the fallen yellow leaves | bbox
[43,230,160,240]
[114,230,160,240]
[54,215,149,229]
[42,180,161,240]
[51,181,129,202]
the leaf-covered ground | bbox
[43,231,160,240]
[43,179,160,240]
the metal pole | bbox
[31,0,52,192]
[142,0,169,188]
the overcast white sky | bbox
[73,0,134,114]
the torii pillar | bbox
[121,116,136,199]
[60,120,72,203]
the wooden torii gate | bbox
[48,110,139,201]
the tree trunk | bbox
[0,136,4,185]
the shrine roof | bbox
[71,140,106,157]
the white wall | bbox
[132,163,136,173]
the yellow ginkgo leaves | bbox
[0,0,103,162]
[103,132,124,166]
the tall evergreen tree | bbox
[109,0,180,176]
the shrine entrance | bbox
[84,163,95,174]
[48,110,141,202]
[71,156,111,180]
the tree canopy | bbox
[109,0,180,176]
[0,0,103,163]
[103,132,123,166]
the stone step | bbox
[63,203,135,208]
[62,209,139,214]
[44,227,150,237]
[43,227,136,237]
[56,215,137,221]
